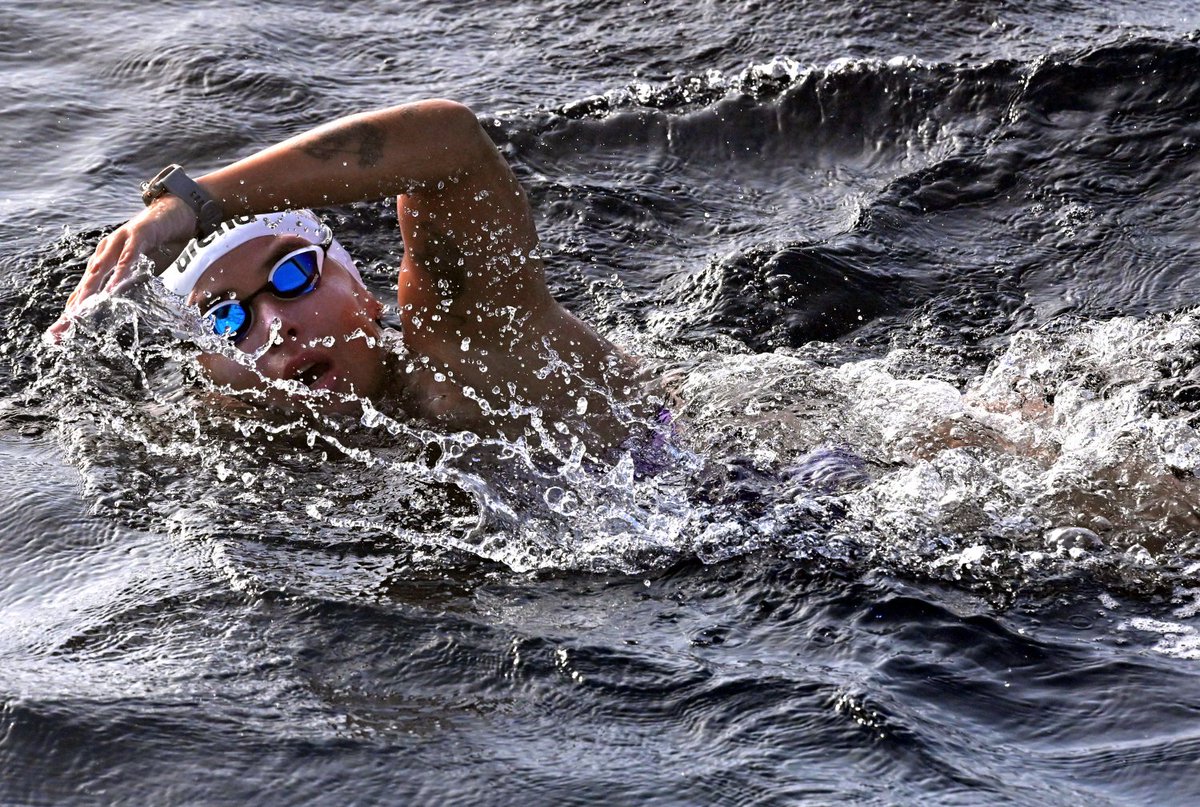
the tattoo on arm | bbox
[301,121,385,168]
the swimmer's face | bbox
[188,235,387,412]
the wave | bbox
[491,37,1200,353]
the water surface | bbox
[4,1,1200,803]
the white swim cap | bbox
[158,209,362,297]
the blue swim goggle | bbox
[202,240,328,344]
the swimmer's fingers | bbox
[46,200,197,344]
[45,230,137,343]
[43,313,74,343]
[108,257,156,297]
[102,232,152,293]
[78,230,131,301]
[59,234,116,308]
[100,201,197,294]
[74,226,149,298]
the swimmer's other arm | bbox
[47,100,509,340]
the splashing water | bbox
[672,312,1200,595]
[10,233,1200,609]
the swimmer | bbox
[47,100,653,456]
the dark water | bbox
[5,1,1200,803]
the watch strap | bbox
[141,164,224,237]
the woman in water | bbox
[48,100,653,457]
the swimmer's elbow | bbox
[418,98,479,127]
[397,99,486,142]
[375,99,493,171]
[424,99,492,161]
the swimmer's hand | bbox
[45,195,197,343]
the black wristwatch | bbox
[141,164,224,237]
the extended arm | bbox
[201,100,490,214]
[47,100,539,339]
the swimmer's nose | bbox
[254,297,300,343]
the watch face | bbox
[142,165,176,206]
[141,181,163,206]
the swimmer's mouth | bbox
[292,360,332,389]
